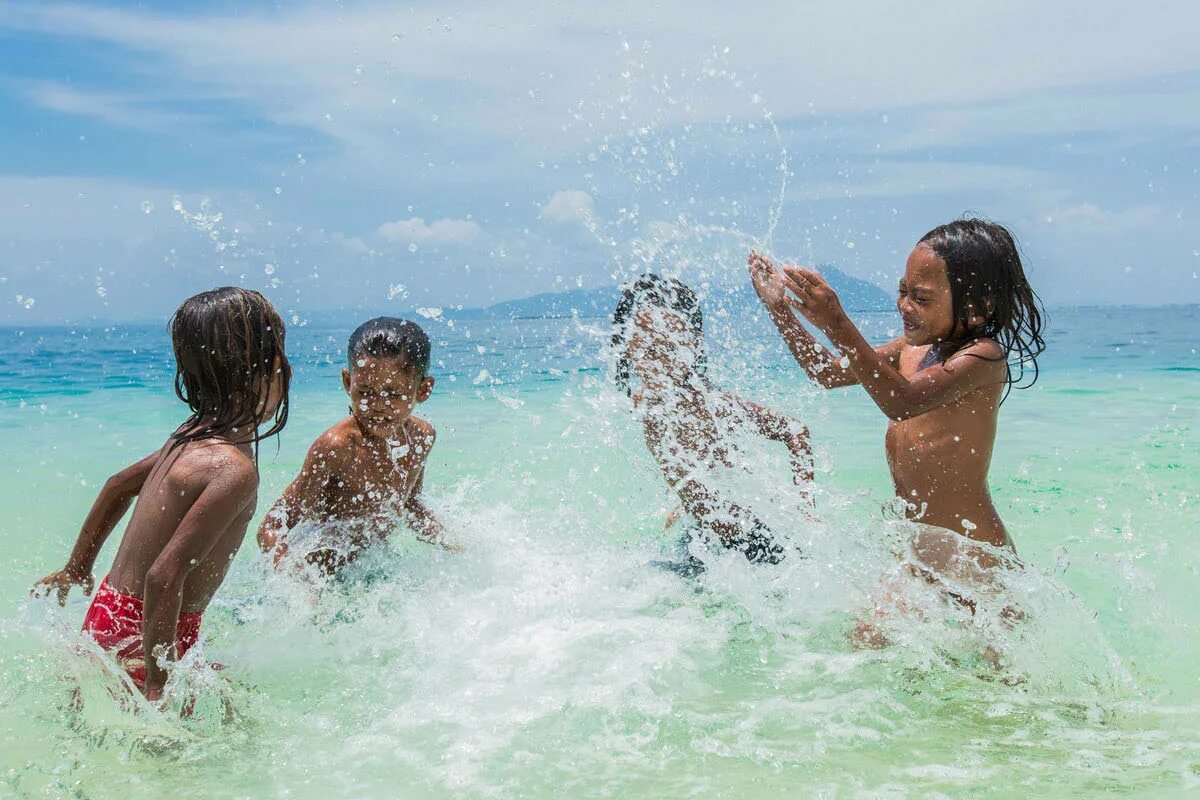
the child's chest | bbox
[320,445,423,514]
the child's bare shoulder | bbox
[166,440,258,494]
[947,337,1007,373]
[406,416,436,451]
[308,417,366,457]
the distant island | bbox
[441,265,891,321]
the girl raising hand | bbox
[749,219,1045,567]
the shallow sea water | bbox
[1,305,1197,798]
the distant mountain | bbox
[449,265,891,321]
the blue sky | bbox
[1,0,1198,323]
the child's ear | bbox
[417,376,434,402]
[342,369,352,395]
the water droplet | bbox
[140,200,154,214]
[264,264,276,276]
[408,243,419,253]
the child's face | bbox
[342,356,434,438]
[627,306,700,387]
[897,243,955,346]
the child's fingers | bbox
[83,575,95,596]
[781,274,806,297]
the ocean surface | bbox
[1,303,1197,798]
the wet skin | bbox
[626,307,812,547]
[749,246,1011,551]
[257,356,446,573]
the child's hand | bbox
[32,566,94,606]
[782,266,846,332]
[747,251,794,312]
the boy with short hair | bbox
[258,317,453,573]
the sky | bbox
[1,0,1198,324]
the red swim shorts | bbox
[81,576,203,690]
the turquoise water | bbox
[1,305,1198,797]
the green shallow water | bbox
[1,307,1198,798]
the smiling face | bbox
[897,243,955,347]
[342,356,434,438]
[626,306,701,389]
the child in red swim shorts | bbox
[33,287,290,701]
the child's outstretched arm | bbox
[33,450,161,605]
[749,252,906,389]
[403,468,459,552]
[142,457,257,701]
[748,252,860,388]
[731,395,813,486]
[257,433,349,557]
[784,266,1005,420]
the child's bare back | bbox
[108,439,259,614]
[33,286,290,700]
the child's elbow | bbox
[144,559,186,598]
[102,472,135,500]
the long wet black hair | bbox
[918,218,1046,399]
[611,273,706,395]
[167,286,291,457]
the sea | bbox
[0,302,1197,798]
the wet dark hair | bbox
[169,286,290,457]
[611,273,706,395]
[918,218,1046,399]
[347,317,431,377]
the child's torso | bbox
[637,385,773,533]
[312,417,429,540]
[108,440,257,613]
[885,344,1008,546]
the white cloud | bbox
[376,216,482,245]
[5,1,1200,153]
[540,190,595,224]
[24,80,198,132]
[1036,203,1161,231]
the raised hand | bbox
[782,265,846,333]
[747,251,792,312]
[32,566,94,606]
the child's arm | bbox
[33,450,160,605]
[257,434,348,557]
[400,425,458,551]
[403,468,459,552]
[749,252,903,388]
[749,252,859,388]
[785,266,1005,420]
[731,395,814,485]
[142,458,257,701]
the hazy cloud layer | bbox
[0,1,1198,322]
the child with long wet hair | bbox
[34,287,290,702]
[612,273,813,574]
[749,218,1045,614]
